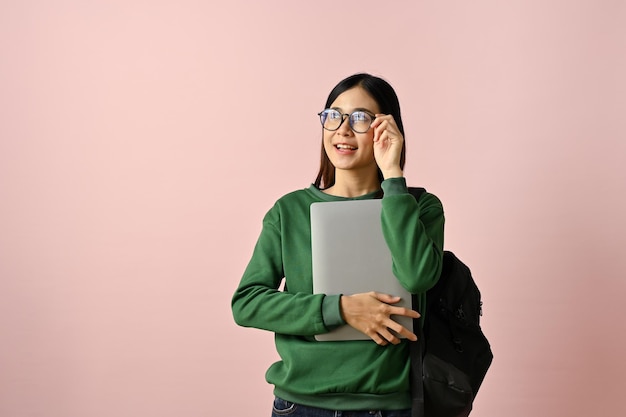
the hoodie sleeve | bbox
[231,203,342,335]
[380,177,445,294]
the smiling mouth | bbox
[336,144,357,150]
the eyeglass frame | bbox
[317,108,377,134]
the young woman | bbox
[232,73,445,416]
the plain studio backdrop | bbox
[1,1,625,416]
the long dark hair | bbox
[314,73,406,189]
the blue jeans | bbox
[271,397,412,417]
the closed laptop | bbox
[310,199,413,341]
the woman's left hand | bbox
[371,114,404,179]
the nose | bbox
[336,114,353,135]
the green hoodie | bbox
[232,177,444,410]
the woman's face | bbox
[323,87,381,177]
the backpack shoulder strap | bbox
[408,186,427,417]
[408,187,426,201]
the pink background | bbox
[1,1,625,415]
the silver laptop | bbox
[310,199,413,341]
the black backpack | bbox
[408,188,493,417]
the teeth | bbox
[336,144,357,150]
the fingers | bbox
[372,118,390,143]
[371,114,402,144]
[368,292,420,345]
[378,301,419,343]
[371,114,403,177]
[373,292,402,304]
[340,292,420,346]
[369,319,417,346]
[372,292,421,316]
[371,113,394,130]
[385,318,418,342]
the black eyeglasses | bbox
[318,109,376,134]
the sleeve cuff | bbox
[381,177,408,196]
[322,294,345,330]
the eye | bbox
[351,111,369,122]
[319,109,344,129]
[328,110,342,120]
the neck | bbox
[324,168,380,198]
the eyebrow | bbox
[331,106,376,116]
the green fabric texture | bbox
[231,177,444,410]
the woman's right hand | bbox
[340,292,420,346]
